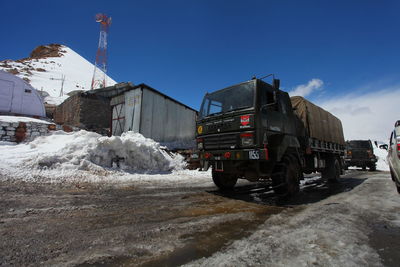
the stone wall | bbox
[54,94,111,135]
[0,121,55,143]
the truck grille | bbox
[352,150,368,159]
[204,132,238,150]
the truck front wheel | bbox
[272,155,300,196]
[212,171,238,190]
[369,163,376,171]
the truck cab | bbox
[196,78,306,194]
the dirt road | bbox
[0,171,399,266]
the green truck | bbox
[344,140,377,171]
[196,78,346,195]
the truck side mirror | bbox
[379,144,388,150]
[273,79,280,89]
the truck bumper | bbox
[200,148,270,162]
[199,148,272,178]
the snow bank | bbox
[0,130,187,182]
[373,141,389,171]
[374,147,389,171]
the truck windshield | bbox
[199,81,255,119]
[348,141,371,149]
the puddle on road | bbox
[83,217,278,267]
[139,217,270,267]
[77,193,287,267]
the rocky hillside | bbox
[0,44,117,105]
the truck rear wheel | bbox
[212,171,238,190]
[272,155,300,196]
[322,157,341,182]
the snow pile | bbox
[0,131,186,181]
[0,44,117,105]
[374,146,389,171]
[372,141,389,171]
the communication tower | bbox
[91,13,112,90]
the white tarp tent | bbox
[0,70,45,117]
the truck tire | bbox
[272,155,300,196]
[390,168,396,182]
[369,164,376,171]
[212,171,238,190]
[322,157,340,182]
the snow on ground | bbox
[0,45,117,105]
[0,115,51,124]
[0,130,211,185]
[185,174,400,267]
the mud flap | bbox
[200,160,210,171]
[215,161,224,172]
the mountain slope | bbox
[0,44,117,105]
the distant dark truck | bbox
[196,78,346,196]
[344,140,377,171]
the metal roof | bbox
[85,82,198,112]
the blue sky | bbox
[1,0,400,140]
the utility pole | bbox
[50,74,66,96]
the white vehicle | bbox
[386,120,400,193]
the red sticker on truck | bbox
[241,115,250,126]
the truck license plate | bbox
[249,150,259,159]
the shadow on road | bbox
[209,175,367,207]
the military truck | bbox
[196,78,345,195]
[344,140,377,171]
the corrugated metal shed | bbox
[93,83,197,143]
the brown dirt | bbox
[29,44,64,59]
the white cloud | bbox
[316,88,400,142]
[289,79,323,97]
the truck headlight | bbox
[198,142,204,149]
[197,138,204,150]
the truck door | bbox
[261,88,285,134]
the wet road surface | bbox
[0,170,396,266]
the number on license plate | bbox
[249,150,259,159]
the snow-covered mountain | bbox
[0,44,117,105]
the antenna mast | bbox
[91,13,112,90]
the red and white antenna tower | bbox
[91,13,112,90]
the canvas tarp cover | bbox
[290,96,345,145]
